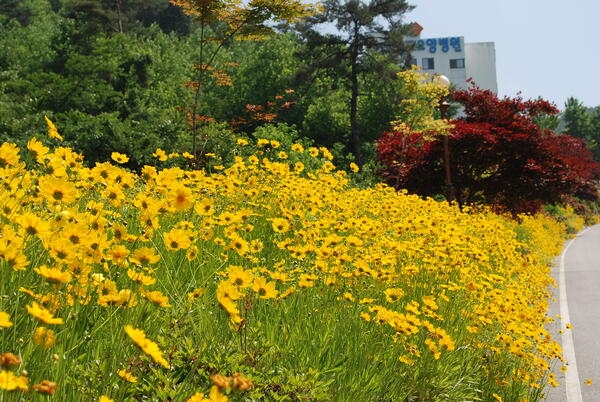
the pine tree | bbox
[296,0,414,166]
[562,97,593,139]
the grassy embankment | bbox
[0,127,571,401]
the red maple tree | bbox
[377,84,600,214]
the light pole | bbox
[434,75,455,203]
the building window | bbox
[450,58,465,69]
[422,57,435,70]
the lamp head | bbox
[434,74,451,89]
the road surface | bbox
[545,225,600,402]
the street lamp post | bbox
[434,75,455,203]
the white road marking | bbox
[558,228,591,402]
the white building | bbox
[405,23,498,93]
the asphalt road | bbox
[545,225,600,402]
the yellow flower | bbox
[226,233,248,256]
[186,386,228,402]
[188,288,205,302]
[127,269,156,286]
[15,212,52,239]
[117,369,138,383]
[216,281,244,301]
[0,312,13,328]
[292,161,304,173]
[320,147,333,160]
[424,338,441,360]
[399,354,414,365]
[44,116,63,141]
[124,325,170,368]
[270,218,290,234]
[168,185,194,211]
[26,302,64,325]
[252,276,278,299]
[111,152,129,164]
[187,391,210,402]
[585,378,593,386]
[98,289,137,308]
[107,244,131,266]
[99,396,115,402]
[209,385,228,402]
[33,327,57,348]
[0,370,29,391]
[140,165,158,181]
[141,289,172,308]
[217,296,242,324]
[226,265,254,289]
[384,288,405,303]
[349,162,360,173]
[27,137,49,163]
[152,148,168,161]
[38,175,79,204]
[164,228,193,251]
[236,138,248,146]
[298,274,317,288]
[321,161,335,172]
[195,198,215,216]
[279,285,296,299]
[0,142,20,167]
[130,246,161,267]
[34,265,73,285]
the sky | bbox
[405,0,600,110]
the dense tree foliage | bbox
[295,0,414,165]
[0,0,199,169]
[377,84,600,214]
[561,97,600,161]
[167,0,315,158]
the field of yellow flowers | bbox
[0,120,570,401]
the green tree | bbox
[562,97,598,160]
[295,0,414,166]
[0,1,198,168]
[591,106,600,151]
[200,33,302,130]
[563,97,593,138]
[168,0,316,159]
[0,0,34,25]
[61,0,149,34]
[0,0,60,142]
[52,28,199,168]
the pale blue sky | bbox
[406,1,600,110]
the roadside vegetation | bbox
[1,1,599,401]
[0,123,570,400]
